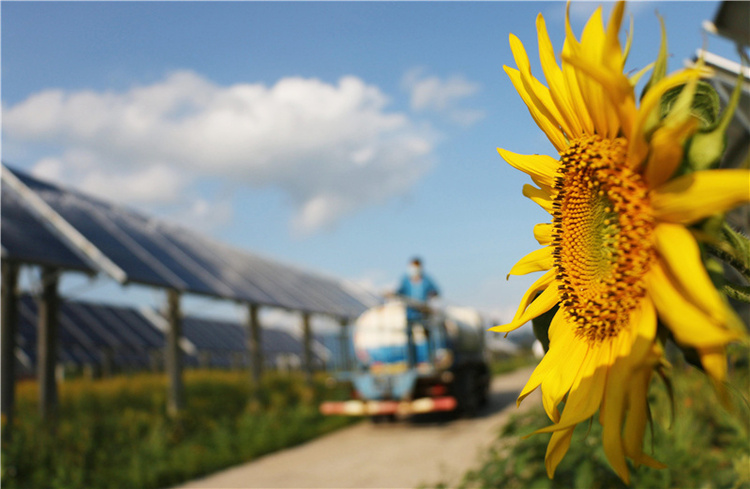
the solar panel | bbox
[1,180,94,273]
[3,164,378,318]
[16,295,162,371]
[13,295,332,373]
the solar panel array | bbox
[2,164,379,319]
[15,295,323,374]
[17,295,162,373]
[181,316,323,369]
[1,180,94,273]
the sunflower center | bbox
[552,135,655,344]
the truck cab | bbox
[320,300,490,420]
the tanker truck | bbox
[320,299,491,421]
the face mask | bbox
[409,265,421,278]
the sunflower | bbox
[493,2,750,483]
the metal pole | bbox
[165,289,185,417]
[1,260,20,437]
[37,267,60,423]
[339,317,349,372]
[246,304,263,384]
[302,312,313,384]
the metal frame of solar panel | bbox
[4,164,376,319]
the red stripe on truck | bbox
[320,396,457,416]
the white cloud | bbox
[4,71,436,235]
[402,68,484,125]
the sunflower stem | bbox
[699,223,750,282]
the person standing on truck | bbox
[396,257,440,318]
[395,257,440,366]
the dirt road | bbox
[173,366,540,489]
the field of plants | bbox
[445,349,750,489]
[1,370,356,489]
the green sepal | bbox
[686,70,745,171]
[722,283,750,303]
[660,81,721,129]
[640,13,668,101]
[640,13,668,137]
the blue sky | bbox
[2,1,740,326]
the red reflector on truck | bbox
[320,396,457,416]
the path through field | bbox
[173,366,539,489]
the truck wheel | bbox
[456,370,479,418]
[478,371,490,406]
[370,414,396,424]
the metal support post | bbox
[37,267,60,423]
[165,289,185,417]
[302,312,313,384]
[1,261,20,437]
[246,304,263,384]
[339,317,349,371]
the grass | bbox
[490,353,538,376]
[444,349,750,489]
[1,369,357,489]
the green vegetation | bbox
[490,353,537,376]
[449,354,750,489]
[1,370,356,489]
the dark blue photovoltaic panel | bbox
[14,295,328,372]
[16,295,162,370]
[180,315,329,369]
[159,230,283,308]
[1,180,93,272]
[5,165,377,318]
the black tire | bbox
[370,413,396,424]
[478,370,490,406]
[455,369,479,418]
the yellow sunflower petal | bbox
[509,33,575,138]
[539,322,588,422]
[625,343,665,469]
[507,246,554,278]
[518,311,571,407]
[536,14,584,138]
[622,364,653,469]
[644,117,698,188]
[545,427,576,479]
[534,223,554,245]
[509,269,556,325]
[497,148,559,188]
[651,169,750,224]
[537,344,611,433]
[654,223,730,322]
[600,309,653,483]
[489,283,559,333]
[561,51,633,140]
[523,184,554,213]
[603,1,626,74]
[576,7,620,139]
[601,367,630,484]
[698,346,731,407]
[504,66,568,151]
[645,262,740,347]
